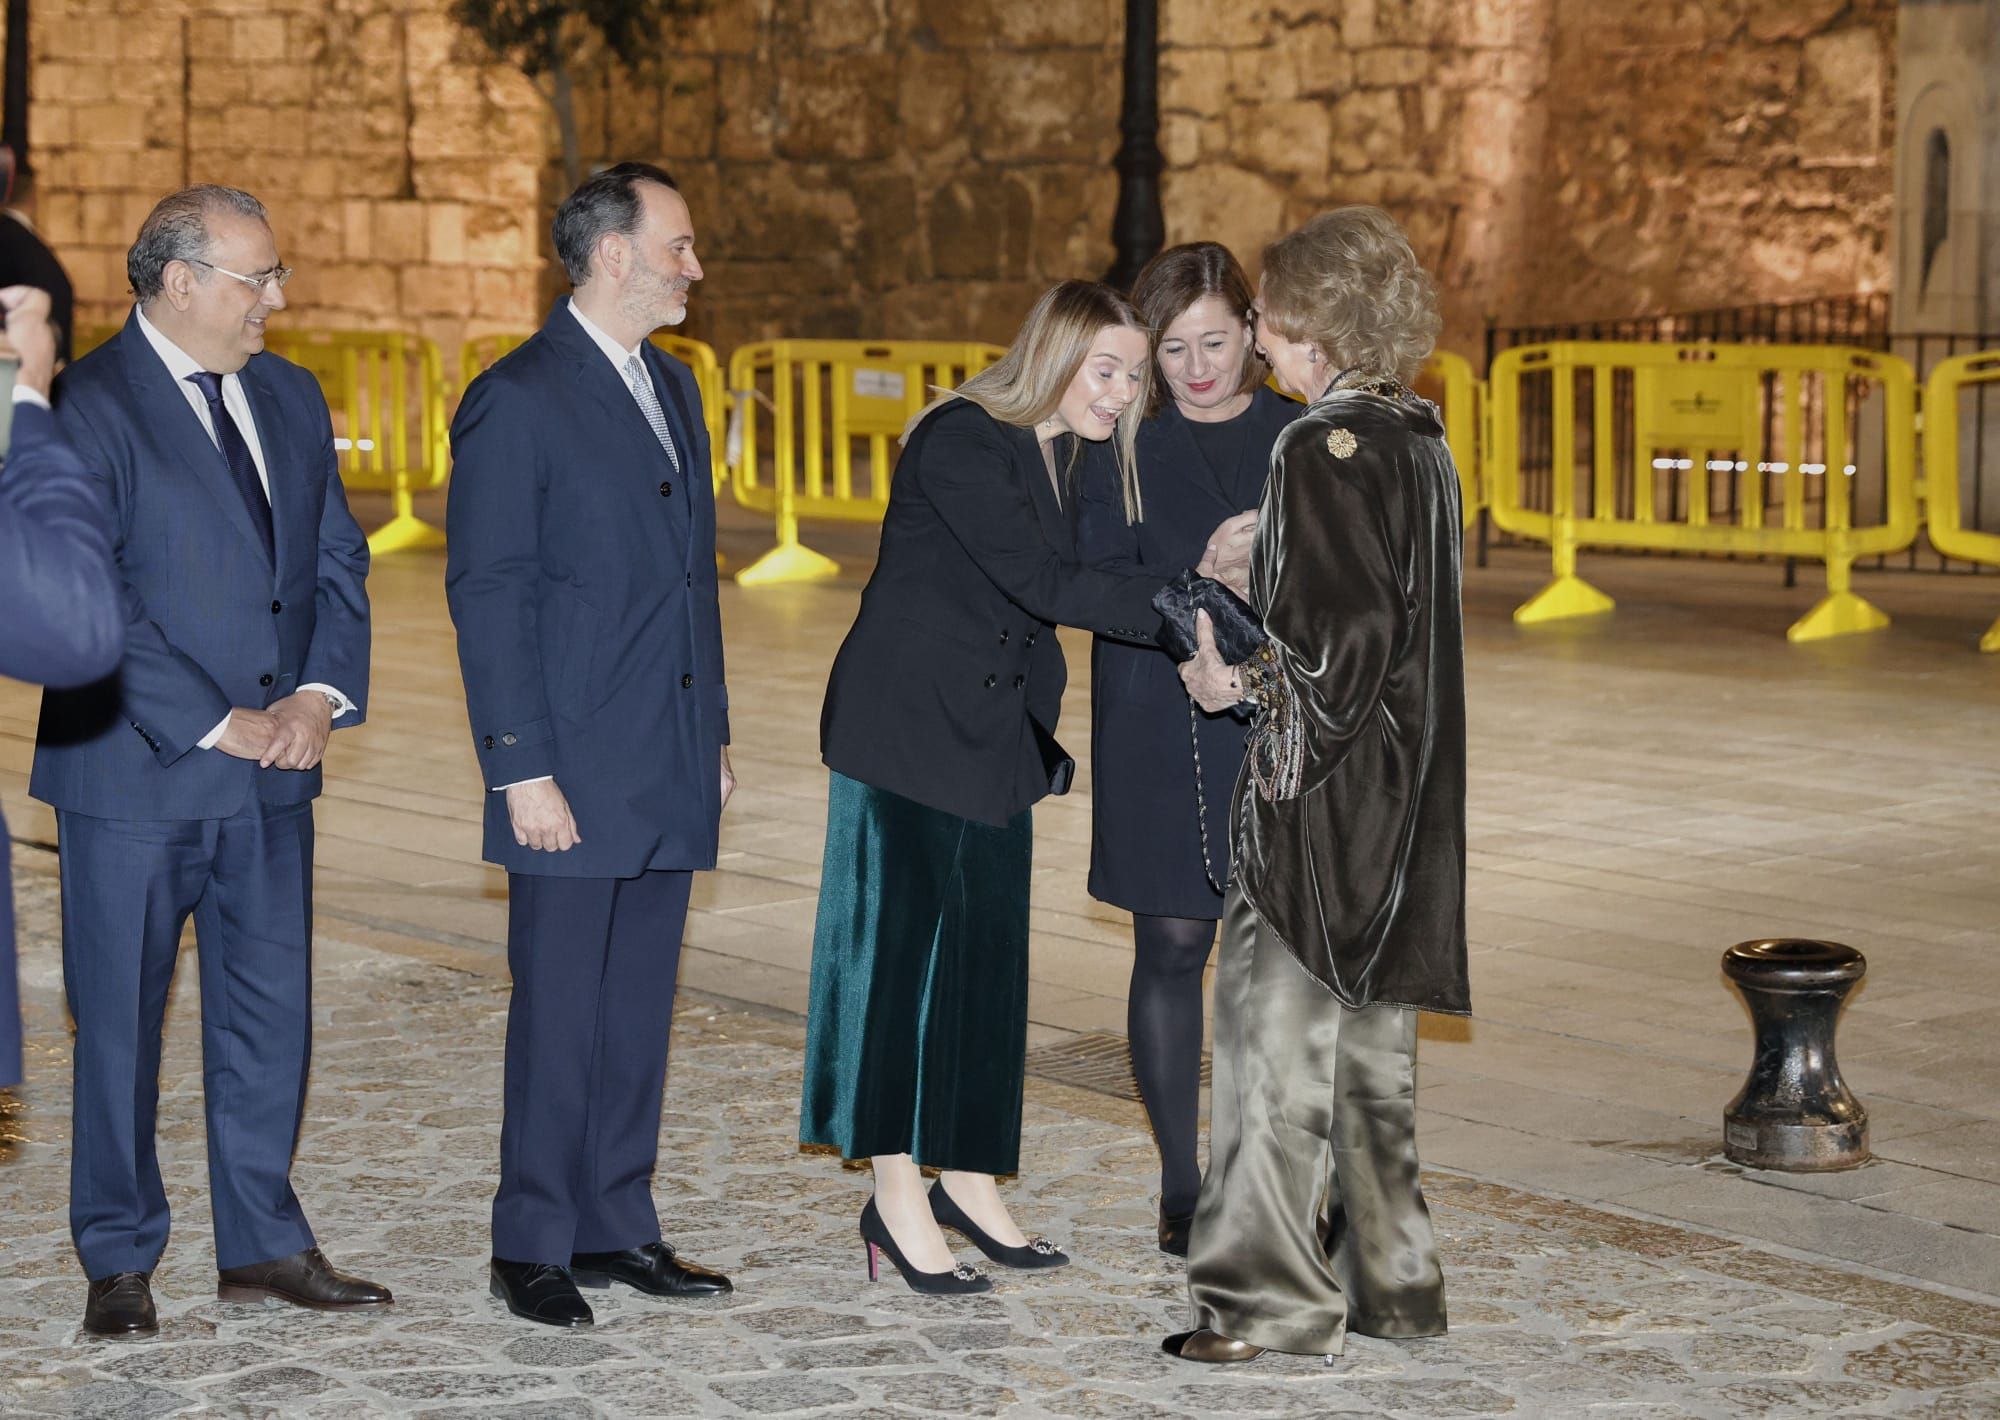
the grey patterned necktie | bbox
[622,353,681,473]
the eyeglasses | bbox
[188,258,293,294]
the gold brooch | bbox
[1325,427,1358,458]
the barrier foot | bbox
[735,541,841,586]
[1786,591,1890,643]
[366,513,447,556]
[1513,574,1614,625]
[1978,614,2000,654]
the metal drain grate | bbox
[1024,1030,1212,1102]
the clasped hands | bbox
[503,746,737,853]
[215,691,333,770]
[1181,510,1257,713]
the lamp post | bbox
[1105,0,1163,291]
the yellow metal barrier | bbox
[1418,350,1480,526]
[459,331,728,491]
[264,329,450,555]
[74,324,120,358]
[1922,353,2000,651]
[1488,342,1919,641]
[726,339,1006,585]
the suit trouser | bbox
[58,801,318,1279]
[2,826,21,1089]
[493,868,691,1265]
[1186,883,1446,1356]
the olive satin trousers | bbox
[1186,883,1447,1355]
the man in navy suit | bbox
[33,186,386,1338]
[447,163,733,1327]
[1,284,123,1098]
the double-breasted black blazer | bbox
[1074,387,1298,917]
[820,397,1165,827]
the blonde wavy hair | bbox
[914,280,1152,522]
[1259,206,1440,383]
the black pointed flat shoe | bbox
[1157,1207,1194,1257]
[490,1258,593,1327]
[1163,1328,1266,1364]
[927,1180,1068,1269]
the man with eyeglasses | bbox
[31,184,382,1338]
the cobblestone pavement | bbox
[4,861,2000,1419]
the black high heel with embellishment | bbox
[927,1180,1069,1269]
[860,1198,991,1295]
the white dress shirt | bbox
[567,297,648,378]
[495,301,662,792]
[129,305,355,748]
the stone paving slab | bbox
[5,862,2000,1418]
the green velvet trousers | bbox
[798,771,1033,1177]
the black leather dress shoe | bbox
[570,1242,732,1297]
[83,1272,157,1338]
[217,1247,392,1310]
[1157,1207,1195,1257]
[490,1258,593,1327]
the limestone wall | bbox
[10,0,1900,365]
[19,0,548,354]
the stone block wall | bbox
[7,0,1899,366]
[17,0,548,356]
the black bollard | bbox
[1721,939,1869,1171]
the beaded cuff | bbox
[1239,643,1304,801]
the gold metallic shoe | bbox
[1162,1328,1265,1364]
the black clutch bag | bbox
[1030,715,1075,796]
[1152,570,1266,664]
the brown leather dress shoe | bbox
[569,1242,732,1297]
[83,1272,158,1338]
[216,1247,393,1310]
[1163,1328,1266,1364]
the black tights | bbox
[1127,912,1218,1217]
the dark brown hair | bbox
[1131,241,1267,405]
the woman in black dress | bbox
[1073,244,1297,1255]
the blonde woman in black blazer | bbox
[802,280,1255,1295]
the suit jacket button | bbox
[1012,674,1025,689]
[270,600,282,614]
[501,733,517,746]
[1025,631,1038,646]
[983,674,997,688]
[660,481,674,497]
[483,735,495,749]
[998,629,1009,644]
[259,673,274,687]
[682,673,695,688]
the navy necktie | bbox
[185,369,274,563]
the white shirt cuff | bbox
[299,683,356,719]
[200,686,354,751]
[197,711,232,751]
[12,384,49,409]
[494,776,553,791]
